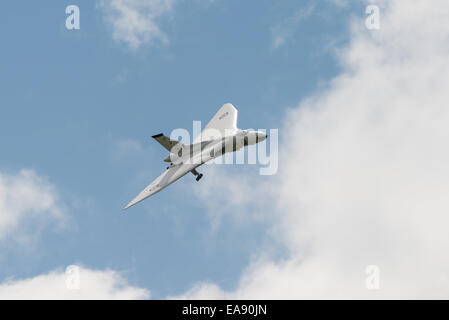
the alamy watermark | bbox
[365,265,380,290]
[365,4,380,30]
[65,5,80,30]
[65,264,80,290]
[166,121,278,175]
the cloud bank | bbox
[0,266,149,299]
[176,0,449,299]
[98,0,175,49]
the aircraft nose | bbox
[254,131,267,143]
[258,132,267,142]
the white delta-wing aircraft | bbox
[124,103,267,209]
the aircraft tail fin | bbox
[192,103,238,144]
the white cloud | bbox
[98,0,175,50]
[270,4,315,50]
[0,266,150,299]
[175,0,449,299]
[0,169,66,242]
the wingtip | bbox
[123,202,134,211]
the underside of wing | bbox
[123,163,197,210]
[193,103,238,144]
[123,172,167,210]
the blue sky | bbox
[0,1,367,298]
